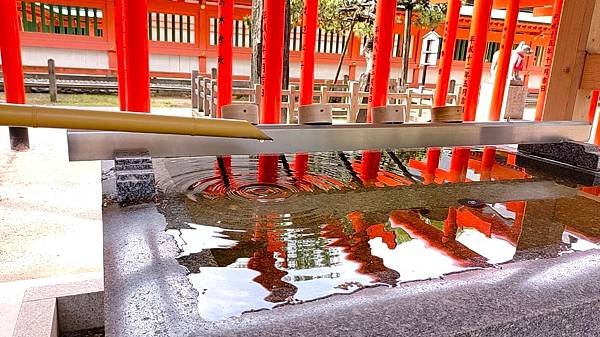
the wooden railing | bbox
[192,73,460,123]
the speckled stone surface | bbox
[114,151,156,205]
[518,142,600,172]
[102,197,600,337]
[503,82,526,119]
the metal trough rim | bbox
[67,121,592,161]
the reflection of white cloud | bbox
[189,267,273,321]
[563,232,599,252]
[369,237,467,282]
[166,223,240,257]
[489,203,516,220]
[457,229,516,264]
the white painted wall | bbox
[11,47,109,69]
[149,54,198,73]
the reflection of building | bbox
[10,1,552,89]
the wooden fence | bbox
[191,72,459,123]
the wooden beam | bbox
[581,54,600,90]
[542,0,599,121]
[532,6,554,16]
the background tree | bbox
[250,0,446,90]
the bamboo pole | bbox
[0,103,271,140]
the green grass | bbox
[0,92,191,108]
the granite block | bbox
[12,298,58,337]
[114,150,156,205]
[518,141,600,172]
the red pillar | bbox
[367,0,398,123]
[534,0,563,121]
[260,0,286,124]
[115,0,127,110]
[217,0,234,118]
[588,90,599,123]
[480,146,496,181]
[449,148,470,182]
[424,148,441,184]
[299,0,318,106]
[123,0,151,113]
[0,0,29,150]
[433,0,462,107]
[593,91,600,145]
[460,0,494,121]
[489,0,520,121]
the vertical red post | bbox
[115,0,127,110]
[489,0,520,121]
[299,0,318,106]
[449,148,470,182]
[0,0,30,150]
[260,0,285,124]
[588,90,599,123]
[123,0,151,113]
[367,0,398,123]
[460,0,494,121]
[433,0,462,107]
[217,0,234,118]
[424,148,441,184]
[534,0,563,121]
[480,146,496,181]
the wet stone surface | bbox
[152,148,600,322]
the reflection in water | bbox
[159,148,600,321]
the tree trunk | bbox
[356,37,374,123]
[250,0,263,85]
[400,5,413,89]
[282,0,291,89]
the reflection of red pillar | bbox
[589,90,599,123]
[449,148,470,182]
[260,0,285,124]
[293,153,309,180]
[443,207,458,242]
[115,0,127,110]
[425,148,441,184]
[216,0,234,118]
[299,0,318,106]
[0,0,30,150]
[489,0,520,121]
[460,0,494,121]
[367,0,398,122]
[360,150,382,183]
[433,0,462,107]
[535,0,564,121]
[123,0,150,113]
[480,146,496,181]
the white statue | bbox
[490,41,533,82]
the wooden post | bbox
[48,59,57,103]
[542,0,600,121]
[191,70,199,109]
[349,81,360,122]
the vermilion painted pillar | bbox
[480,146,496,181]
[489,0,520,121]
[260,0,285,124]
[588,90,599,123]
[460,0,494,121]
[123,0,150,113]
[535,0,563,121]
[360,151,382,184]
[433,0,462,107]
[0,0,30,150]
[299,0,318,106]
[424,148,441,184]
[449,148,470,182]
[217,0,233,118]
[115,0,127,110]
[258,0,285,181]
[367,0,398,123]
